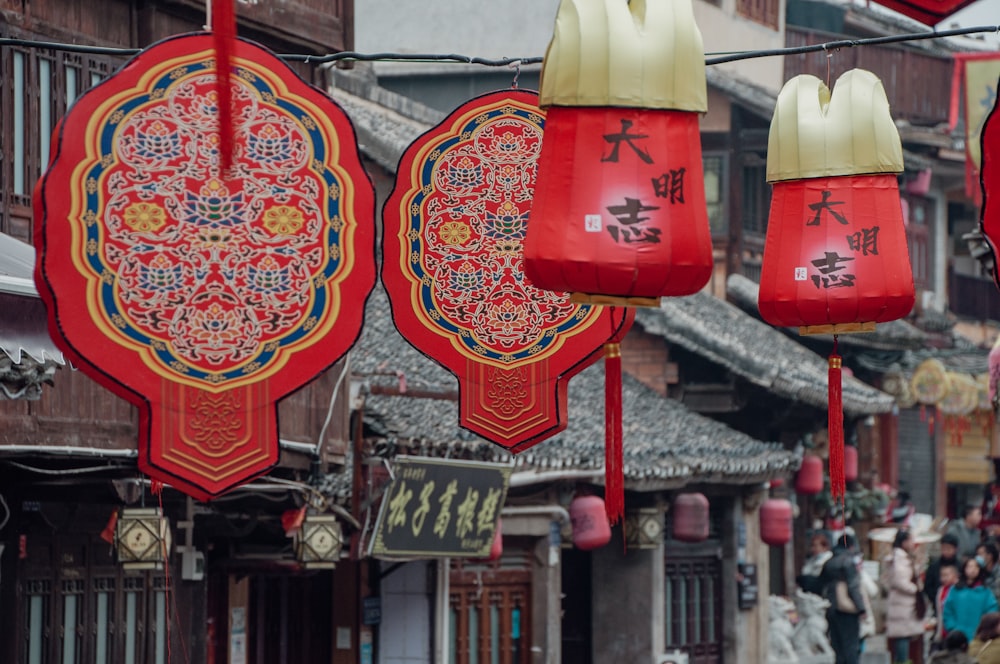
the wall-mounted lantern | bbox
[116,507,171,570]
[295,515,343,569]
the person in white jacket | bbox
[883,529,927,664]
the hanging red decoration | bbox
[522,0,712,305]
[34,34,375,500]
[480,519,504,562]
[980,80,1000,291]
[760,498,793,547]
[381,90,632,523]
[211,0,237,173]
[843,445,859,484]
[867,0,976,27]
[758,69,915,502]
[570,495,613,551]
[795,454,825,495]
[672,493,710,543]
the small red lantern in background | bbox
[758,69,914,502]
[523,0,712,305]
[486,520,503,561]
[569,495,612,551]
[672,493,710,543]
[844,445,859,484]
[795,454,824,495]
[760,498,794,547]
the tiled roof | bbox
[726,274,989,375]
[328,71,438,173]
[726,273,929,352]
[351,289,800,492]
[634,289,895,416]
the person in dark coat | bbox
[927,533,961,610]
[947,505,983,560]
[820,534,867,664]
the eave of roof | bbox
[353,289,800,491]
[634,290,895,416]
[0,234,65,400]
[725,273,989,375]
[726,273,929,352]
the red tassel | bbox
[604,342,624,526]
[828,337,845,503]
[212,0,237,175]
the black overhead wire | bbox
[0,24,997,66]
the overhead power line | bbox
[0,24,997,67]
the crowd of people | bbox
[797,505,1000,664]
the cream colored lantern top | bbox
[767,69,904,182]
[539,0,707,111]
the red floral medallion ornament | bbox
[758,69,914,500]
[34,33,375,500]
[382,90,632,521]
[522,0,713,306]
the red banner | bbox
[382,90,631,451]
[34,34,375,499]
[950,53,1000,203]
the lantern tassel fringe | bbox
[604,342,624,527]
[828,337,845,503]
[212,0,236,175]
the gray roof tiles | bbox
[635,289,895,416]
[354,289,800,490]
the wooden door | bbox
[449,564,531,664]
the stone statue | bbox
[792,589,835,664]
[768,594,800,664]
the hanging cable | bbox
[1,24,997,67]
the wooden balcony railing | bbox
[948,266,1000,323]
[785,27,953,126]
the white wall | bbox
[379,562,432,664]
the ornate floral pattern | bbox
[80,61,348,385]
[405,103,586,363]
[382,91,630,450]
[35,34,374,500]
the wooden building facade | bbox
[0,2,360,663]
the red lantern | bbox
[760,498,793,547]
[569,495,612,551]
[795,454,824,495]
[844,445,859,483]
[478,520,503,562]
[758,70,914,503]
[522,0,712,304]
[672,493,710,543]
[487,522,503,561]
